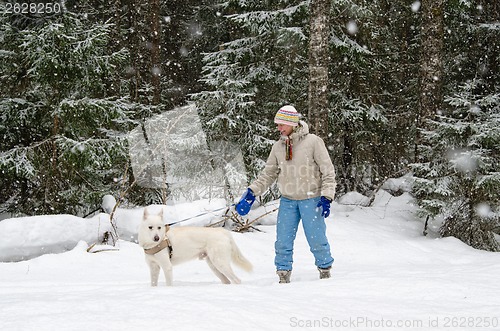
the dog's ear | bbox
[143,208,149,219]
[159,208,164,219]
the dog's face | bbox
[138,209,165,246]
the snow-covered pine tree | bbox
[0,11,134,216]
[410,1,500,251]
[411,79,500,251]
[326,1,397,195]
[190,0,309,199]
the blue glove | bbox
[235,188,256,216]
[317,196,332,218]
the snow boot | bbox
[318,266,331,279]
[277,270,291,283]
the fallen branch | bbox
[86,243,120,253]
[207,207,278,232]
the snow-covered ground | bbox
[1,191,499,331]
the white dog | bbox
[138,208,253,286]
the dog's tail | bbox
[230,236,253,273]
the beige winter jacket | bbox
[249,121,336,201]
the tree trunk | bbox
[127,0,139,101]
[308,0,331,141]
[150,0,161,105]
[109,0,122,96]
[416,0,444,160]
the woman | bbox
[236,105,336,283]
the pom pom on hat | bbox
[274,105,300,127]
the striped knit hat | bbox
[274,105,300,127]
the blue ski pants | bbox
[275,196,334,271]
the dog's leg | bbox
[155,252,173,286]
[148,261,160,287]
[208,252,241,284]
[206,257,231,284]
[162,266,173,286]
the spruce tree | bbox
[327,0,391,194]
[0,10,134,216]
[411,79,500,251]
[411,1,500,251]
[191,0,310,196]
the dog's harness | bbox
[143,225,173,258]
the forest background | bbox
[0,0,498,251]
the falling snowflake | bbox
[411,1,421,13]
